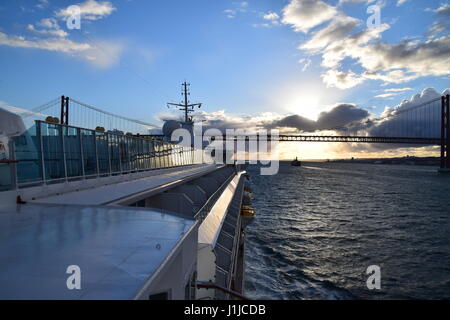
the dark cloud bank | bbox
[264,104,369,132]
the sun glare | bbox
[280,85,324,121]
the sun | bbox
[284,91,323,121]
[276,80,327,120]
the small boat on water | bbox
[291,157,302,167]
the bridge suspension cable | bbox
[329,96,442,139]
[68,97,159,133]
[17,96,160,135]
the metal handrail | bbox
[194,169,236,222]
[196,281,250,301]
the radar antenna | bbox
[167,82,202,124]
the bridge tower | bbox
[441,94,450,169]
[60,96,69,125]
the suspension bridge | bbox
[21,95,159,135]
[15,92,450,169]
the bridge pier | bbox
[440,95,450,171]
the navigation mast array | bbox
[167,82,202,124]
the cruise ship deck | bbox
[0,203,197,300]
[0,100,253,300]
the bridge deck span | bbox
[274,135,442,144]
[147,135,442,145]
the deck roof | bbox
[0,203,195,300]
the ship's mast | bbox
[167,82,202,124]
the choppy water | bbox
[244,162,450,300]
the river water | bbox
[244,162,450,300]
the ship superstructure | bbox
[0,85,253,300]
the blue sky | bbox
[0,0,449,159]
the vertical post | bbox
[183,82,189,123]
[182,147,185,166]
[38,121,46,183]
[118,136,123,173]
[162,142,167,168]
[60,96,65,125]
[127,136,132,172]
[174,146,178,167]
[149,141,152,170]
[94,130,100,176]
[60,96,70,125]
[446,95,450,169]
[106,133,112,175]
[61,125,68,181]
[79,128,85,178]
[65,97,69,126]
[441,96,445,169]
[151,140,155,169]
[8,139,18,190]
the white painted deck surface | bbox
[34,164,223,206]
[0,203,195,300]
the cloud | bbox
[396,0,408,6]
[321,69,364,89]
[223,1,249,19]
[338,88,449,152]
[0,32,122,68]
[0,0,122,68]
[357,36,450,80]
[0,32,90,53]
[375,87,413,99]
[223,9,237,19]
[427,3,450,38]
[158,102,370,136]
[316,104,370,129]
[158,87,449,156]
[320,24,389,69]
[194,110,261,133]
[282,0,337,33]
[264,114,317,132]
[27,25,68,38]
[300,15,360,52]
[310,88,447,155]
[81,40,123,68]
[187,88,447,139]
[338,0,376,5]
[434,3,450,16]
[374,93,396,99]
[264,103,369,132]
[263,12,279,21]
[56,0,116,21]
[311,20,450,88]
[385,87,413,93]
[298,58,312,72]
[37,18,59,29]
[27,18,68,38]
[286,0,450,90]
[36,0,49,10]
[393,87,447,113]
[253,11,281,28]
[240,1,249,8]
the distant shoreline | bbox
[280,156,440,166]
